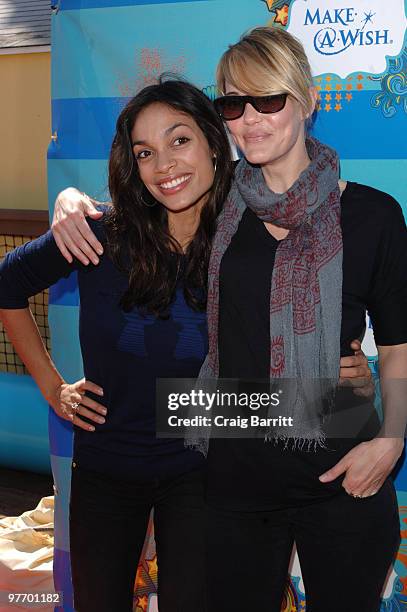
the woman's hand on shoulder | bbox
[319,437,404,497]
[339,339,374,397]
[51,377,107,432]
[52,188,106,265]
[338,179,347,195]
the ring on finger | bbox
[349,492,363,499]
[70,402,81,421]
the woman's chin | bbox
[161,198,201,214]
[242,149,275,167]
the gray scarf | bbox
[187,137,342,455]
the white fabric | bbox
[0,497,54,612]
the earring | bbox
[213,157,217,173]
[140,190,156,207]
[141,196,156,208]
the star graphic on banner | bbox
[357,74,363,81]
[325,75,332,82]
[334,103,342,112]
[346,83,352,90]
[346,93,353,101]
[325,84,332,91]
[274,5,289,26]
[136,595,149,612]
[325,104,332,112]
[362,11,375,27]
[263,0,275,11]
[335,83,342,90]
[335,93,342,101]
[356,83,363,90]
[325,93,332,101]
[316,85,322,91]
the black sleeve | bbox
[0,230,78,309]
[367,197,407,345]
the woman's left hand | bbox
[319,437,404,497]
[339,339,374,397]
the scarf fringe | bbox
[185,437,209,457]
[265,431,327,452]
[185,433,327,456]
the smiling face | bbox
[131,103,215,213]
[224,82,309,169]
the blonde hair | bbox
[216,27,314,116]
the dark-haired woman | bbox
[0,79,232,612]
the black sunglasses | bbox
[214,93,288,121]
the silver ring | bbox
[60,402,80,422]
[350,492,363,499]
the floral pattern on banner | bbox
[370,47,407,118]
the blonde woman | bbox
[199,27,406,612]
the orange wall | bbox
[0,52,50,211]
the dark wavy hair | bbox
[105,77,233,316]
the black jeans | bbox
[69,463,206,612]
[206,478,400,612]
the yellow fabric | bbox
[0,496,54,611]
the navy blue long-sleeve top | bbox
[0,210,206,480]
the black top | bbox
[0,210,206,481]
[208,182,407,510]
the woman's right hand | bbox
[52,188,105,265]
[51,378,107,432]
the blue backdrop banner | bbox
[48,1,407,610]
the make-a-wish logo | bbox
[287,1,407,78]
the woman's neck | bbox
[260,135,310,241]
[261,138,311,194]
[167,204,202,251]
